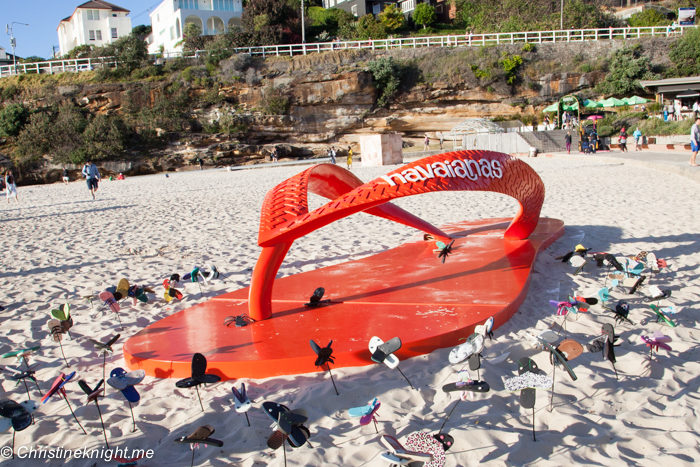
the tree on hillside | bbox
[670,26,700,77]
[379,4,407,31]
[627,9,669,27]
[91,32,148,71]
[596,45,659,96]
[356,14,388,39]
[0,103,29,137]
[132,25,153,37]
[240,0,303,44]
[413,3,436,29]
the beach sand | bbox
[0,156,698,466]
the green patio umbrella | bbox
[583,99,602,109]
[621,96,648,105]
[543,103,559,112]
[599,97,626,107]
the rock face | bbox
[8,38,670,184]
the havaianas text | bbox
[380,159,504,186]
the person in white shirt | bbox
[693,101,699,119]
[690,117,700,167]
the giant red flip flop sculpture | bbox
[124,151,563,379]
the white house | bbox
[57,0,133,57]
[148,0,243,56]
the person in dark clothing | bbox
[198,158,204,170]
[619,128,628,152]
[565,132,572,154]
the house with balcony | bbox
[57,0,132,57]
[323,0,398,18]
[148,0,243,56]
[323,0,453,23]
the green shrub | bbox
[130,66,163,80]
[521,43,535,52]
[670,27,700,77]
[596,45,659,95]
[356,14,387,39]
[413,3,437,29]
[0,85,19,101]
[579,63,593,73]
[379,4,406,31]
[0,103,29,137]
[368,57,401,107]
[500,52,523,85]
[470,64,491,79]
[260,85,289,115]
[627,9,669,27]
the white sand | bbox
[1,157,699,466]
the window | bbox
[373,2,381,14]
[329,0,335,6]
[157,14,160,21]
[170,26,175,40]
[213,0,236,10]
[401,0,415,12]
[96,30,102,40]
[436,4,443,12]
[89,30,95,40]
[351,4,357,16]
[87,9,100,20]
[178,0,199,9]
[111,28,118,39]
[112,14,117,17]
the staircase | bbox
[517,129,579,153]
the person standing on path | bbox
[347,146,353,170]
[439,132,444,150]
[62,167,70,184]
[4,170,19,203]
[423,134,430,151]
[633,128,643,151]
[271,147,278,163]
[82,160,101,200]
[693,101,699,120]
[330,146,337,164]
[565,131,572,154]
[690,117,700,166]
[198,158,204,170]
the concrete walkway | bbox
[542,149,700,184]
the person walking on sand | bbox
[62,167,70,184]
[199,158,204,170]
[690,117,700,166]
[424,134,430,151]
[347,146,353,170]
[329,146,337,164]
[82,160,101,200]
[271,146,279,163]
[619,128,628,152]
[5,170,19,203]
[565,131,572,154]
[633,128,643,151]
[439,131,444,150]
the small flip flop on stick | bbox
[42,372,86,434]
[231,383,252,427]
[310,339,339,395]
[107,368,145,433]
[349,398,381,433]
[175,353,221,412]
[78,379,109,448]
[47,319,70,367]
[0,399,38,459]
[369,336,414,390]
[175,425,224,467]
[89,334,120,383]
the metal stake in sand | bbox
[326,363,339,396]
[20,358,43,396]
[190,445,196,467]
[63,393,87,435]
[439,399,461,433]
[195,385,204,412]
[128,401,137,432]
[94,399,109,449]
[52,331,71,368]
[532,407,536,441]
[549,364,556,412]
[396,366,415,390]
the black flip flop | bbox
[371,337,402,364]
[442,380,490,393]
[517,358,538,409]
